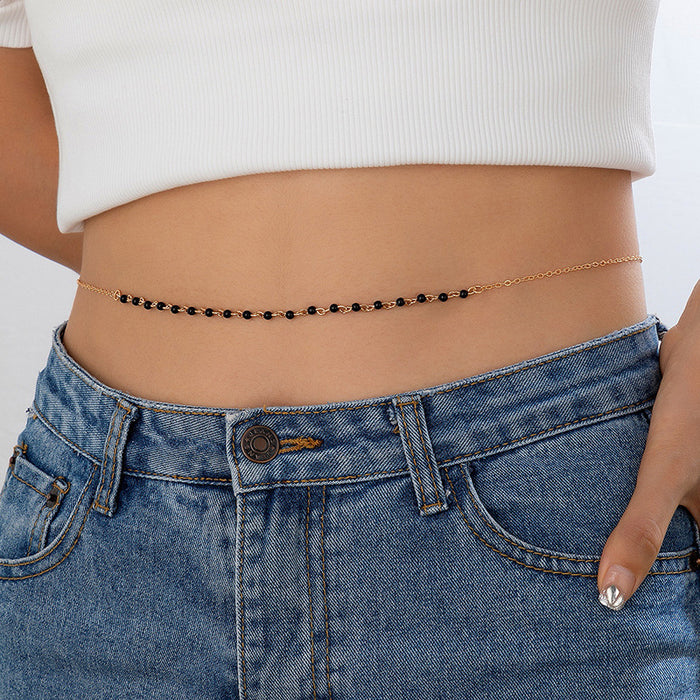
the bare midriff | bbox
[62,164,648,409]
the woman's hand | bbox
[597,279,700,610]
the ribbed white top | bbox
[2,0,660,234]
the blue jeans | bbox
[1,313,698,699]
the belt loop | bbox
[93,398,137,518]
[392,394,449,516]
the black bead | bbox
[285,310,295,319]
[438,292,448,302]
[242,310,252,319]
[119,294,128,303]
[186,306,196,315]
[330,304,339,313]
[263,311,273,320]
[205,308,214,317]
[144,300,152,309]
[373,300,383,309]
[131,296,141,305]
[156,301,166,310]
[459,289,469,298]
[351,303,361,312]
[223,309,232,318]
[170,305,180,314]
[417,293,427,303]
[307,306,316,315]
[396,297,405,306]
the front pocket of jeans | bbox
[444,407,699,577]
[0,429,101,580]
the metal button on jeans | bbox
[240,425,280,463]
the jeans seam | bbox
[320,485,334,700]
[435,399,655,467]
[444,466,695,577]
[397,401,429,509]
[238,494,249,700]
[305,487,319,700]
[0,462,99,579]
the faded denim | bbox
[0,313,699,699]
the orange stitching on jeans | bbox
[397,401,427,508]
[238,494,249,700]
[455,465,599,562]
[0,463,99,579]
[305,487,319,700]
[96,411,116,506]
[410,399,442,508]
[320,485,333,700]
[95,406,131,511]
[435,399,653,466]
[9,459,51,498]
[443,468,693,576]
[279,436,324,454]
[442,470,595,577]
[30,403,98,463]
[232,414,408,488]
[26,504,48,557]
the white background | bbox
[1,0,699,482]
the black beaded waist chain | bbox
[76,255,642,321]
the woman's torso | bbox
[61,164,647,409]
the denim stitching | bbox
[47,322,660,493]
[123,469,232,483]
[241,468,409,488]
[443,467,694,576]
[9,458,51,498]
[33,502,56,554]
[456,464,600,563]
[305,487,319,700]
[458,464,690,563]
[93,401,131,513]
[233,401,653,490]
[0,462,99,578]
[26,503,48,557]
[410,399,442,508]
[320,485,333,700]
[32,404,237,485]
[435,399,654,467]
[396,401,427,509]
[31,402,99,465]
[279,436,324,454]
[51,318,654,415]
[238,494,249,699]
[97,408,117,508]
[27,482,67,557]
[95,405,132,513]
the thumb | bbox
[596,464,681,611]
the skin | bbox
[2,46,698,612]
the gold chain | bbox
[76,254,642,320]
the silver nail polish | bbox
[599,584,626,611]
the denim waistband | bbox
[28,314,666,515]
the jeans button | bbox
[240,425,280,463]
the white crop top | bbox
[1,0,661,234]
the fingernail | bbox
[598,565,636,611]
[598,584,625,610]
